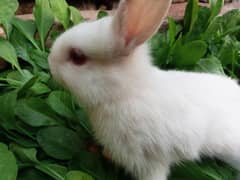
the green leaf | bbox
[65,171,94,180]
[37,126,83,160]
[18,168,53,180]
[69,6,84,25]
[49,0,70,29]
[167,17,176,46]
[0,91,17,129]
[9,28,37,69]
[97,10,108,19]
[15,98,60,127]
[218,38,237,66]
[31,82,51,95]
[6,69,34,88]
[185,7,211,42]
[195,56,225,75]
[2,20,13,39]
[200,166,223,180]
[208,10,240,40]
[183,0,199,33]
[10,143,39,163]
[0,0,18,24]
[209,0,224,23]
[75,109,93,135]
[11,17,40,49]
[172,40,207,67]
[28,49,49,70]
[17,76,38,97]
[47,91,75,119]
[38,71,51,83]
[69,151,111,180]
[0,143,18,180]
[33,0,54,51]
[14,121,37,140]
[204,9,240,40]
[171,162,212,180]
[2,129,38,148]
[171,159,238,180]
[150,33,170,68]
[35,163,67,180]
[0,38,21,72]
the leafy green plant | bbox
[0,0,239,180]
[150,0,240,78]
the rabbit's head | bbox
[48,0,171,106]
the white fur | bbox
[48,0,240,179]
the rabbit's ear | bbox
[112,0,171,51]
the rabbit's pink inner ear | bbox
[113,0,172,48]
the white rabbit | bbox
[48,0,240,179]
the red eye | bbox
[69,48,88,65]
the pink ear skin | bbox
[112,0,172,52]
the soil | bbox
[16,0,236,15]
[17,0,119,14]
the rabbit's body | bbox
[48,0,240,179]
[83,46,240,179]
